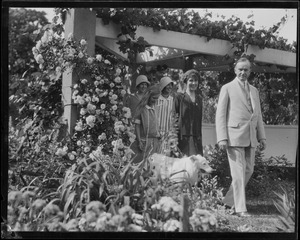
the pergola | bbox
[62,8,297,134]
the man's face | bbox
[234,61,251,82]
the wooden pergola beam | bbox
[95,18,296,68]
[95,37,127,60]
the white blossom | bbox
[121,89,127,96]
[81,79,88,84]
[86,115,96,128]
[78,52,84,58]
[80,39,87,46]
[115,68,122,75]
[36,54,44,64]
[104,59,111,65]
[68,153,75,160]
[114,77,121,83]
[87,103,96,112]
[92,96,99,103]
[87,57,94,64]
[84,146,91,153]
[80,108,87,115]
[96,54,102,61]
[98,133,107,141]
[55,66,62,73]
[36,40,42,50]
[111,94,118,100]
[75,121,84,131]
[163,219,182,232]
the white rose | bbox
[84,146,91,153]
[87,57,94,64]
[115,68,122,75]
[80,39,87,46]
[78,52,84,58]
[114,77,121,83]
[121,89,127,96]
[96,54,102,61]
[81,79,88,84]
[80,108,87,115]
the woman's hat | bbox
[136,75,150,87]
[160,76,174,91]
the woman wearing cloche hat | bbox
[123,75,151,163]
[124,75,150,118]
[155,76,176,154]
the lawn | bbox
[217,178,296,233]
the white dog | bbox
[149,153,213,185]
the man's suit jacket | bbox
[216,78,266,148]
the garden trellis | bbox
[60,8,297,165]
[62,8,296,134]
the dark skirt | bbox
[131,138,160,163]
[178,135,203,156]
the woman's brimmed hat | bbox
[136,75,150,87]
[160,76,174,91]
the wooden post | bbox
[181,193,190,232]
[62,8,96,135]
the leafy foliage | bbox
[252,73,298,125]
[8,8,55,128]
[197,70,298,125]
[273,186,295,232]
[9,8,49,75]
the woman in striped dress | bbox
[155,77,175,154]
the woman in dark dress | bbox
[174,69,203,156]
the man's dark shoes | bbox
[235,212,252,217]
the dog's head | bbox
[190,155,213,174]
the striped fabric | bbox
[155,95,174,137]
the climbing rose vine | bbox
[33,27,135,159]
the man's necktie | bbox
[244,82,253,112]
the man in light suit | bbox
[215,57,267,217]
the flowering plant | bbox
[33,26,135,159]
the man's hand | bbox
[259,139,267,151]
[218,140,228,150]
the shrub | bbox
[203,144,231,193]
[203,144,294,198]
